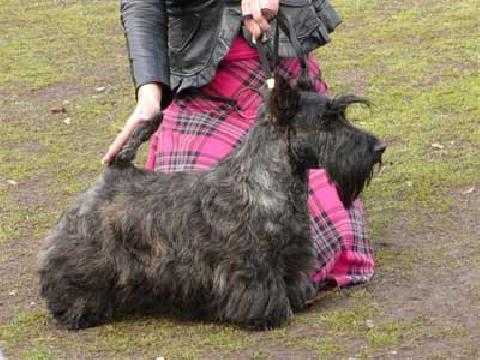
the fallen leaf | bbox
[50,106,67,114]
[431,143,444,150]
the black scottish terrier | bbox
[38,77,385,330]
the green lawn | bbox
[1,0,479,359]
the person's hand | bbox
[102,83,162,165]
[242,0,279,40]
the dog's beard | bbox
[327,155,378,208]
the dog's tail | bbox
[109,112,163,167]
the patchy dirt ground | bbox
[371,192,480,358]
[1,0,479,359]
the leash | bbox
[253,19,279,90]
[253,11,310,90]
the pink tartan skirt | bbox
[146,36,374,286]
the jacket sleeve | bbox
[120,0,170,98]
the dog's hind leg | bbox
[38,213,116,330]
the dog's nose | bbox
[374,141,387,154]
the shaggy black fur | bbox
[38,78,385,331]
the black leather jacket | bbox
[121,0,341,97]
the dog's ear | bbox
[328,96,370,120]
[270,74,300,125]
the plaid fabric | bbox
[146,36,374,286]
[308,170,374,286]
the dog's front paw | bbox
[221,276,293,330]
[246,304,294,331]
[286,273,317,312]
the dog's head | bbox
[270,76,386,208]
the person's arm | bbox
[103,0,168,164]
[121,0,170,97]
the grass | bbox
[1,0,479,358]
[320,0,480,239]
[1,292,423,359]
[0,0,125,91]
